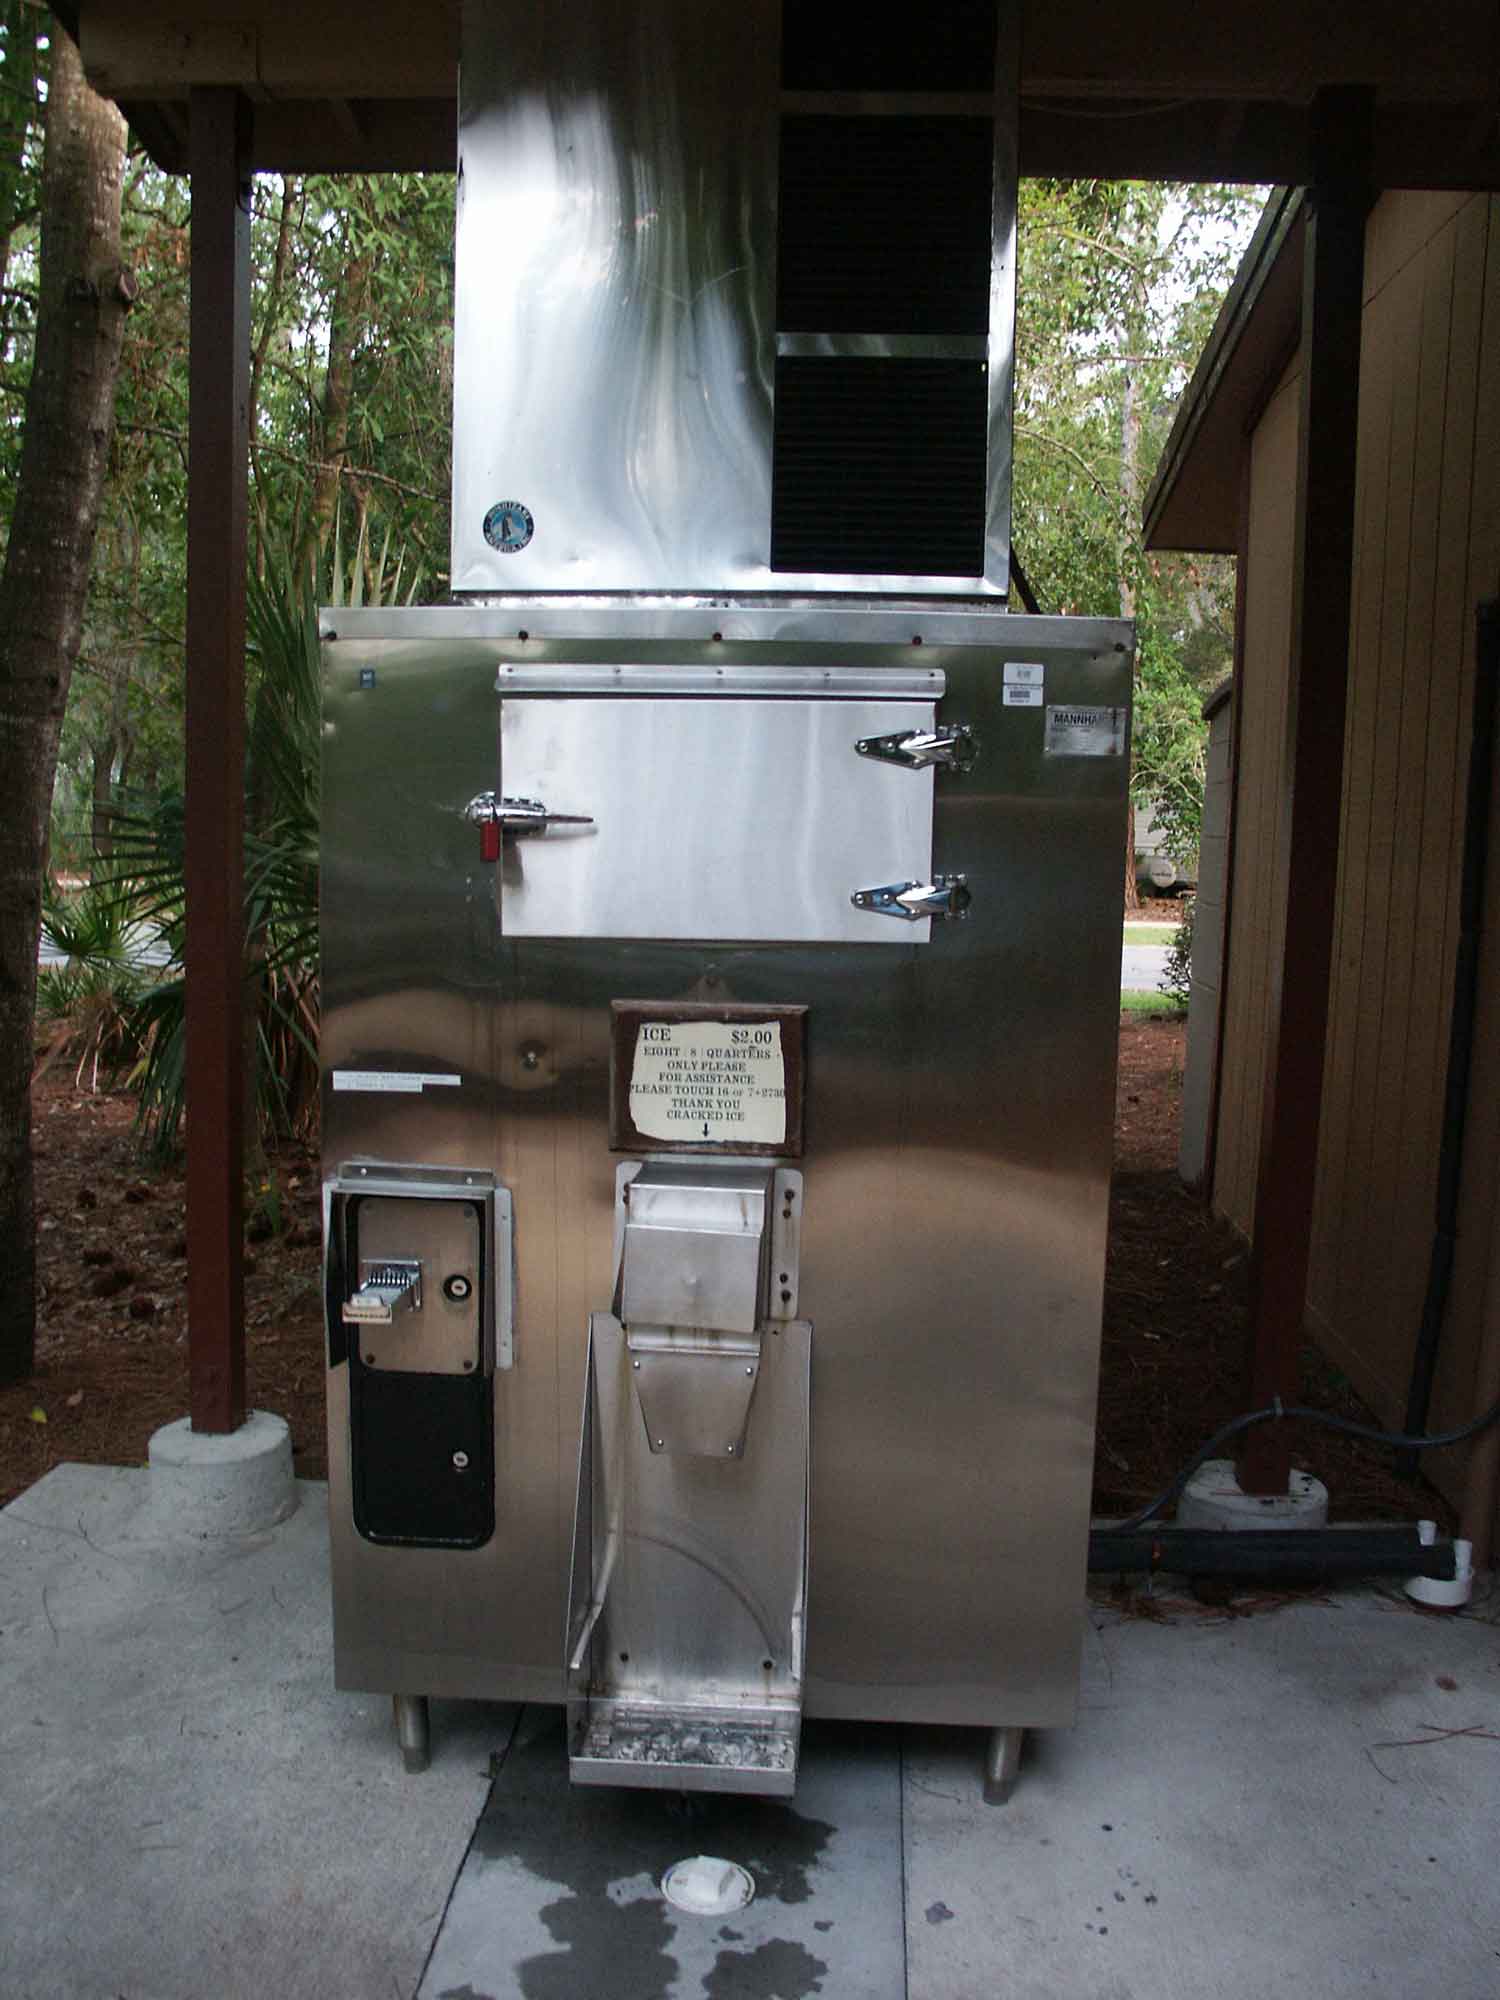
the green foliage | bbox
[36,161,456,859]
[34,878,154,1091]
[1161,896,1196,1008]
[117,546,322,1156]
[1013,179,1262,868]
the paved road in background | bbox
[1121,942,1170,993]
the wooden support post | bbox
[185,88,252,1434]
[1238,89,1373,1495]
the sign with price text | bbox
[609,1003,807,1155]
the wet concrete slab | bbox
[417,1708,904,2000]
[6,1460,1500,2000]
[0,1462,506,2000]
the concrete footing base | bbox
[147,1410,297,1535]
[1176,1457,1329,1531]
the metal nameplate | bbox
[609,1002,807,1156]
[1043,704,1127,757]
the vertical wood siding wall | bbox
[1214,192,1500,1508]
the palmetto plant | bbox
[120,513,421,1155]
[34,877,153,1092]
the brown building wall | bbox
[1214,191,1500,1513]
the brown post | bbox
[1238,89,1373,1494]
[185,88,252,1433]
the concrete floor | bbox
[3,1461,1498,2000]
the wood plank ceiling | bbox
[68,1,1500,187]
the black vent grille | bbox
[783,3,999,92]
[778,117,993,335]
[771,356,988,577]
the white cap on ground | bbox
[661,1856,756,1917]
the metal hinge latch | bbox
[851,875,972,922]
[854,724,977,773]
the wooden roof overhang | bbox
[1143,188,1305,554]
[65,1,1500,188]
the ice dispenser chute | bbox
[566,1158,810,1794]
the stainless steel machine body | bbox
[321,604,1130,1779]
[321,0,1132,1793]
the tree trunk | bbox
[294,225,371,578]
[0,32,130,1384]
[249,172,299,573]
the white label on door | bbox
[331,1070,462,1094]
[1003,661,1045,687]
[1003,684,1044,708]
[1043,704,1127,757]
[629,1021,786,1145]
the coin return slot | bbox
[344,1260,422,1326]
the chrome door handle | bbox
[466,792,594,836]
[851,875,971,921]
[468,793,594,860]
[855,724,977,773]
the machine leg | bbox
[983,1726,1023,1805]
[394,1694,431,1773]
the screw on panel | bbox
[452,1451,470,1470]
[655,1439,664,1449]
[745,1366,754,1376]
[633,1360,641,1370]
[726,1445,736,1455]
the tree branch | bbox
[1013,425,1117,503]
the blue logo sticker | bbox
[357,667,376,689]
[483,501,534,553]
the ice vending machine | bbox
[320,0,1132,1796]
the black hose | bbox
[1099,1392,1500,1534]
[1089,1524,1456,1579]
[1400,598,1499,1468]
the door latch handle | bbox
[855,725,977,773]
[851,874,972,922]
[466,792,594,859]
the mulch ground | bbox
[1,1018,1455,1529]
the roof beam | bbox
[78,1,1497,106]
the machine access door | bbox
[493,665,948,943]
